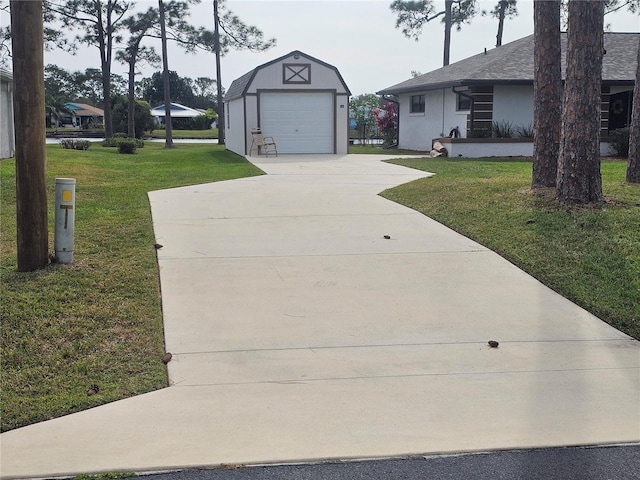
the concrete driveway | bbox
[1,154,638,479]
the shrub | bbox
[186,108,217,130]
[103,137,145,149]
[190,114,213,130]
[111,96,155,138]
[60,139,91,151]
[373,102,398,147]
[118,139,137,154]
[607,128,630,157]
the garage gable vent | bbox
[283,64,311,84]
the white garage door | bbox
[260,92,333,154]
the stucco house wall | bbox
[399,88,469,151]
[225,51,351,156]
[0,69,15,159]
[492,85,534,132]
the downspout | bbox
[8,79,15,157]
[441,90,445,137]
[452,86,474,136]
[382,94,399,148]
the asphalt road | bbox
[136,445,640,480]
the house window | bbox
[410,95,425,114]
[457,92,472,111]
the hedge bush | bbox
[118,139,137,154]
[102,137,145,149]
[59,139,91,151]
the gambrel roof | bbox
[225,50,351,101]
[377,32,639,96]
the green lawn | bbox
[0,143,263,432]
[46,128,219,140]
[146,128,218,139]
[348,145,430,155]
[382,157,640,340]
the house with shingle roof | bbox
[64,102,104,128]
[150,103,206,123]
[377,32,638,156]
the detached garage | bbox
[224,51,351,156]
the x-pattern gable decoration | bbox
[283,64,311,84]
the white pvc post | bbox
[54,178,75,263]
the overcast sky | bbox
[2,1,639,96]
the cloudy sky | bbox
[3,1,639,96]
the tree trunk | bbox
[10,0,49,271]
[127,54,136,138]
[532,0,562,189]
[626,37,640,183]
[98,6,113,139]
[556,0,604,204]
[496,1,506,47]
[158,0,174,148]
[101,67,113,138]
[214,0,225,145]
[443,0,452,66]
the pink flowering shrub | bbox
[373,102,398,147]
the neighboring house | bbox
[377,32,638,156]
[0,69,15,159]
[150,103,206,125]
[225,50,351,155]
[62,102,105,128]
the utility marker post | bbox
[54,178,76,264]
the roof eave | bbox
[377,79,536,96]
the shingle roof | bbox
[225,50,351,101]
[225,69,255,102]
[150,103,204,118]
[65,102,104,116]
[377,32,639,96]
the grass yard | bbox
[382,157,640,340]
[348,145,430,156]
[0,142,263,432]
[146,128,218,140]
[46,128,218,140]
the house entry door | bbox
[608,91,633,131]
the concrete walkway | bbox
[1,154,639,479]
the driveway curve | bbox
[1,154,638,479]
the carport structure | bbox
[224,51,351,155]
